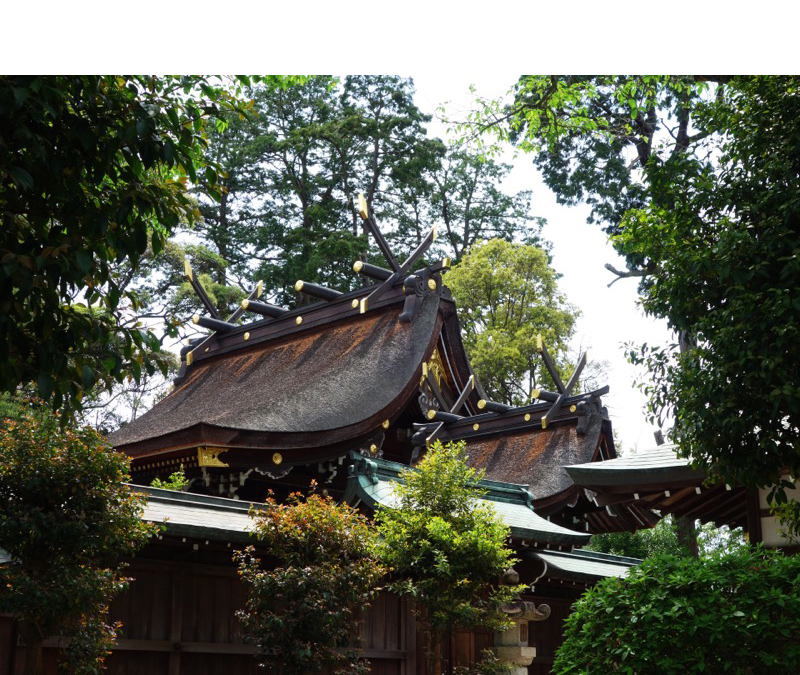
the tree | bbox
[164,77,541,318]
[374,441,520,675]
[445,239,578,405]
[235,486,384,675]
[0,75,259,415]
[468,76,721,235]
[553,547,800,674]
[583,516,691,560]
[0,402,153,675]
[471,76,800,504]
[386,147,544,264]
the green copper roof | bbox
[344,454,590,546]
[135,485,258,543]
[565,443,706,487]
[531,548,640,581]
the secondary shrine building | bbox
[1,206,779,674]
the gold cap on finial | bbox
[241,299,250,309]
[295,316,303,325]
[256,280,263,298]
[192,314,200,324]
[357,193,369,220]
[353,260,363,273]
[477,399,487,409]
[183,258,193,281]
[426,410,437,420]
[294,280,304,292]
[536,334,543,353]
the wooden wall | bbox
[0,555,576,674]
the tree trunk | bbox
[22,622,44,675]
[676,516,699,557]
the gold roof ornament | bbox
[272,452,283,465]
[198,446,228,467]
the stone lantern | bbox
[495,567,551,674]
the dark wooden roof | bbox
[464,413,605,502]
[111,293,442,456]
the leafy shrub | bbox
[0,403,153,675]
[235,484,384,675]
[375,441,520,674]
[554,547,800,674]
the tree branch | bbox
[604,263,649,287]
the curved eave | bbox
[524,549,639,583]
[566,444,706,488]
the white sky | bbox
[412,75,671,453]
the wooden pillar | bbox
[746,488,763,545]
[168,570,184,675]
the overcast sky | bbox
[412,74,673,453]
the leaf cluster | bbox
[445,239,578,404]
[0,402,153,673]
[554,547,800,674]
[615,77,800,492]
[375,442,521,634]
[235,486,385,675]
[0,75,254,416]
[149,466,189,492]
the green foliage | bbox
[553,547,800,674]
[454,650,515,675]
[614,77,800,496]
[474,75,800,518]
[0,75,257,415]
[150,466,189,492]
[0,403,153,674]
[145,76,543,323]
[445,239,578,404]
[583,516,690,559]
[375,441,520,674]
[469,75,711,234]
[235,485,384,675]
[389,147,545,264]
